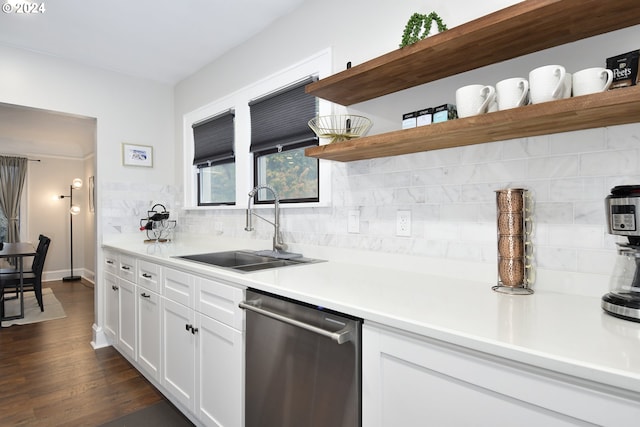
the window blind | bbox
[249,77,317,153]
[192,110,235,167]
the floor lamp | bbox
[60,178,83,282]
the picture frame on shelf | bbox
[122,143,153,167]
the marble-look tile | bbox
[527,155,579,179]
[549,128,605,154]
[581,149,638,176]
[102,124,640,284]
[502,136,549,159]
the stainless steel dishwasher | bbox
[240,289,362,427]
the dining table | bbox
[0,241,36,325]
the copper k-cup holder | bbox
[494,188,534,295]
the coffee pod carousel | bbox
[493,188,535,294]
[140,203,176,243]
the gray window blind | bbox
[249,77,317,153]
[192,110,235,167]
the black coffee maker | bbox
[603,185,640,322]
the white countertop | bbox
[103,235,640,396]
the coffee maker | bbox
[603,185,640,322]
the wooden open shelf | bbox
[305,86,640,162]
[306,0,640,106]
[304,0,640,162]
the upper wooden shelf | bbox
[305,0,640,106]
[305,86,640,162]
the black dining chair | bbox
[0,235,51,314]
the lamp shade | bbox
[72,178,83,189]
[70,204,81,215]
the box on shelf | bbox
[416,108,433,126]
[432,104,458,123]
[607,50,639,89]
[402,111,417,129]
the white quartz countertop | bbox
[103,235,640,396]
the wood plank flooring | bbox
[0,280,165,426]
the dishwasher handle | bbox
[239,300,354,344]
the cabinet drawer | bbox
[163,268,195,308]
[118,254,136,282]
[103,251,118,275]
[196,278,244,331]
[138,260,161,293]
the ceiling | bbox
[0,0,307,84]
[0,0,307,158]
[0,102,96,158]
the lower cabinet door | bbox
[104,272,119,342]
[162,297,196,412]
[138,288,161,381]
[117,279,137,360]
[196,313,242,427]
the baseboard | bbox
[43,268,95,284]
[91,324,111,349]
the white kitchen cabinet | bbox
[103,249,245,426]
[196,279,243,427]
[104,271,119,343]
[161,268,244,427]
[118,254,136,283]
[138,259,162,294]
[137,287,161,381]
[162,296,197,412]
[117,277,137,361]
[363,323,640,427]
[103,250,118,275]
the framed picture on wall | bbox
[122,143,153,167]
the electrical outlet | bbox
[348,210,360,233]
[396,210,411,237]
[214,222,224,234]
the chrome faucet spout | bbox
[245,185,287,252]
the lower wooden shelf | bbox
[305,85,640,162]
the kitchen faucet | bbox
[245,185,287,253]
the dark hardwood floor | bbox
[0,280,165,426]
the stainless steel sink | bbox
[174,250,323,272]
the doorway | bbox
[0,102,97,282]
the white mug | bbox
[496,77,529,110]
[572,67,614,96]
[456,84,496,118]
[562,72,572,99]
[529,65,566,104]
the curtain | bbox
[192,109,235,167]
[249,76,317,153]
[0,156,27,242]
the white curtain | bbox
[0,156,27,243]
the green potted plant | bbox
[399,11,448,48]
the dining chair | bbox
[0,235,51,313]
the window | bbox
[249,77,318,203]
[182,49,332,209]
[192,110,235,205]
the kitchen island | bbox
[102,234,640,426]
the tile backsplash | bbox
[103,122,640,294]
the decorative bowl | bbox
[308,115,372,144]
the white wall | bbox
[0,43,174,346]
[173,0,640,297]
[26,156,86,279]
